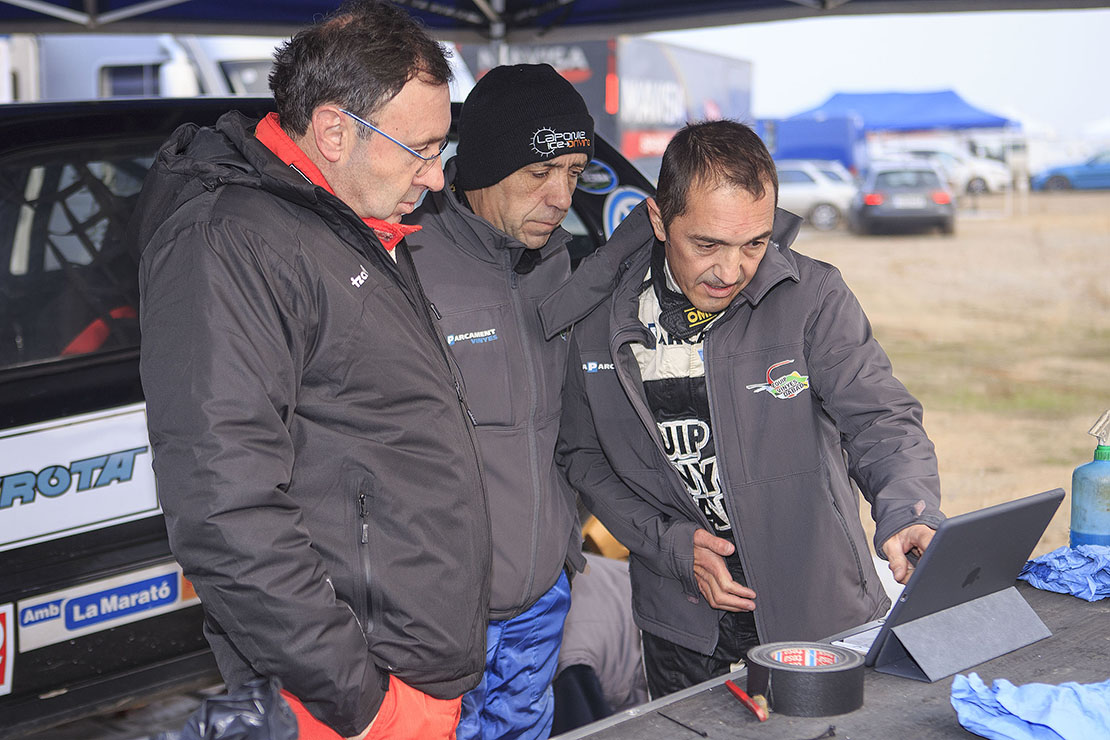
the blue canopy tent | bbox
[789,90,1017,131]
[0,1,1105,40]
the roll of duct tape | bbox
[746,642,864,717]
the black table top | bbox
[559,583,1110,739]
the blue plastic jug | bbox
[1070,410,1110,548]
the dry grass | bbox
[793,191,1110,556]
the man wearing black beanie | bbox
[407,63,593,740]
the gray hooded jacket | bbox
[132,113,491,735]
[549,203,944,654]
[407,160,585,619]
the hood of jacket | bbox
[126,111,393,277]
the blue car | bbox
[1031,151,1110,190]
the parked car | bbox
[1030,151,1110,190]
[899,148,1012,194]
[775,158,858,231]
[849,161,956,236]
[809,158,857,185]
[0,97,653,738]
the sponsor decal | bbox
[350,264,369,288]
[603,186,649,239]
[474,45,592,83]
[446,328,498,346]
[576,160,618,195]
[17,563,200,653]
[683,307,718,331]
[530,127,592,158]
[0,404,159,552]
[0,603,12,697]
[582,361,615,373]
[620,129,677,160]
[620,78,686,126]
[745,359,810,400]
[1,447,149,510]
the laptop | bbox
[834,488,1064,681]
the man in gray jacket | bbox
[407,64,591,740]
[552,120,945,697]
[134,3,490,738]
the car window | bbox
[219,60,274,95]
[0,140,154,371]
[778,169,815,184]
[819,168,846,182]
[874,169,942,189]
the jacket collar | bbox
[418,157,571,268]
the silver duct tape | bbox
[746,642,865,717]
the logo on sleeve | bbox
[746,359,809,400]
[582,361,615,373]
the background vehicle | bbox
[849,160,956,236]
[0,97,652,738]
[775,158,858,231]
[898,147,1012,194]
[1030,151,1110,190]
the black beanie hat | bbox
[456,63,594,191]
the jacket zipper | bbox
[510,260,543,607]
[701,329,762,641]
[357,490,374,634]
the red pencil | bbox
[725,679,769,722]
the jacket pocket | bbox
[353,481,380,636]
[439,304,515,426]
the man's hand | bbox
[693,528,756,611]
[881,524,936,584]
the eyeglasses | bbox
[340,109,448,175]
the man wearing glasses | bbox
[406,64,593,740]
[132,2,490,739]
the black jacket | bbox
[132,112,491,735]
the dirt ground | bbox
[792,190,1110,557]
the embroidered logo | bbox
[350,265,369,288]
[582,361,615,373]
[447,329,498,346]
[531,127,592,157]
[746,359,810,400]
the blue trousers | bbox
[456,572,572,740]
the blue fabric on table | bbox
[950,672,1110,740]
[1018,545,1110,602]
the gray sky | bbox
[650,8,1110,139]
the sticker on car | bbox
[603,186,650,238]
[0,603,13,696]
[0,403,159,552]
[577,159,618,195]
[17,563,200,652]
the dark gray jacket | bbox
[132,112,491,735]
[551,203,944,654]
[407,160,584,619]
